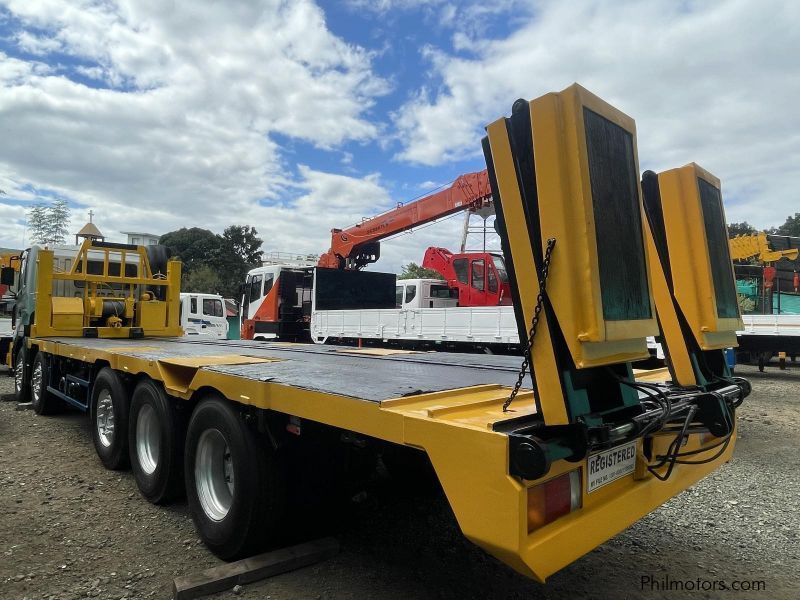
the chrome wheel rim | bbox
[30,359,42,405]
[195,429,234,521]
[95,390,115,448]
[136,404,160,475]
[14,353,24,395]
[14,352,25,392]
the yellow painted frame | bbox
[657,163,742,349]
[485,117,570,425]
[31,243,183,338]
[530,84,658,366]
[30,336,736,582]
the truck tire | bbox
[185,395,286,560]
[90,368,130,470]
[13,344,29,403]
[30,352,60,415]
[145,245,170,301]
[129,379,186,504]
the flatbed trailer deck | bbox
[35,336,531,404]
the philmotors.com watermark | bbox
[641,574,766,592]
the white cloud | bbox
[346,0,526,41]
[0,0,392,250]
[392,0,800,229]
[0,52,51,83]
[15,30,63,55]
[244,165,392,257]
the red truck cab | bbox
[422,247,512,307]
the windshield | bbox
[491,255,509,283]
[203,298,224,317]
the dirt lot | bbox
[0,363,797,600]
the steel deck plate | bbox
[41,337,528,402]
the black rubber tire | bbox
[129,379,186,504]
[145,245,170,301]
[90,368,131,470]
[13,344,30,403]
[185,396,286,560]
[30,352,60,415]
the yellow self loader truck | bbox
[1,83,749,583]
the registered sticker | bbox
[587,440,637,493]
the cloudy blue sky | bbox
[0,0,798,272]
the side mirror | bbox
[1,266,15,286]
[238,283,246,298]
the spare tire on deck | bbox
[145,244,171,301]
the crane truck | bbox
[729,232,800,369]
[241,170,509,341]
[3,83,749,583]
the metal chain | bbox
[503,237,556,412]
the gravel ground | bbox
[0,363,797,600]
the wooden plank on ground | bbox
[172,537,339,600]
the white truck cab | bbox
[179,293,228,339]
[395,278,458,309]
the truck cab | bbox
[179,293,228,339]
[422,247,512,306]
[240,264,313,340]
[395,278,458,309]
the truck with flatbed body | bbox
[310,275,519,348]
[2,84,749,583]
[310,276,666,360]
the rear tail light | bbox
[527,470,582,532]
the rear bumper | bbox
[514,431,735,581]
[384,387,737,582]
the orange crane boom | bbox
[318,170,492,269]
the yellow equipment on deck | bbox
[29,240,183,339]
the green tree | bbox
[216,225,263,298]
[160,225,263,298]
[221,225,262,265]
[48,199,70,244]
[182,265,222,294]
[159,228,222,272]
[27,200,71,245]
[399,262,444,280]
[770,213,800,237]
[727,221,757,238]
[27,204,47,244]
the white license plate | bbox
[586,440,637,493]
